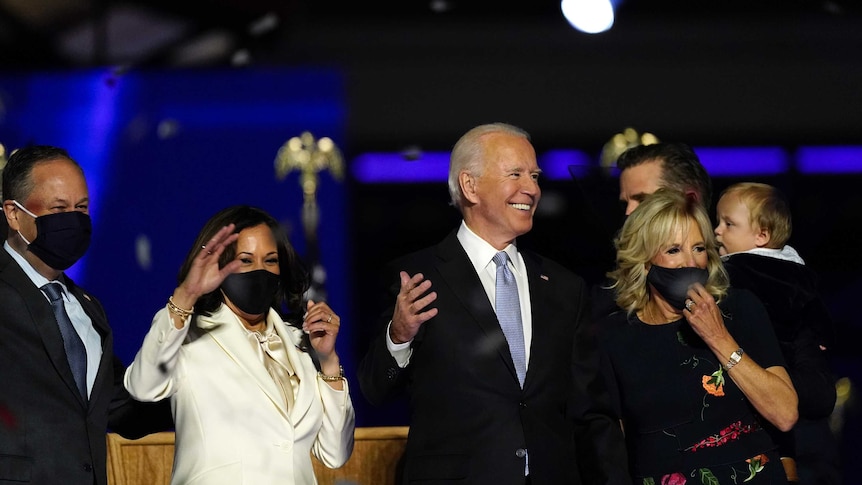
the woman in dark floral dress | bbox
[598,189,798,484]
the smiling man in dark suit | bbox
[0,145,171,485]
[359,123,629,485]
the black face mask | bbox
[220,269,281,315]
[646,265,709,311]
[15,202,92,270]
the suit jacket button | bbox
[519,401,527,409]
[515,448,528,458]
[83,463,93,472]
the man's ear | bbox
[459,171,479,204]
[684,188,700,204]
[2,201,20,231]
[754,227,771,248]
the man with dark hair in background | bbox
[617,142,713,216]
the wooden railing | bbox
[106,426,408,485]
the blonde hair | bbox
[608,188,729,315]
[720,182,791,249]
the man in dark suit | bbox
[0,145,171,485]
[358,123,629,485]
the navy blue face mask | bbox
[646,265,709,310]
[220,269,281,315]
[14,201,92,270]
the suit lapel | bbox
[0,250,86,405]
[521,250,550,391]
[66,278,111,408]
[271,317,315,423]
[434,232,519,385]
[202,306,291,420]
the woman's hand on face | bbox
[683,283,730,345]
[175,224,242,306]
[303,299,340,362]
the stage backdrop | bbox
[0,67,352,394]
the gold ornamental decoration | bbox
[600,127,660,171]
[274,131,344,241]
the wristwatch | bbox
[725,348,744,370]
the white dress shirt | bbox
[4,241,102,397]
[387,221,533,368]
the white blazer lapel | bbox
[199,305,291,420]
[271,316,316,423]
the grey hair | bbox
[447,123,530,211]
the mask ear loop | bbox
[12,200,39,219]
[11,201,36,245]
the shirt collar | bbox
[720,244,805,265]
[4,240,64,291]
[456,221,519,274]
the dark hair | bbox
[2,145,81,202]
[179,206,310,327]
[616,142,713,209]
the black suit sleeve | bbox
[570,283,632,485]
[785,323,837,420]
[357,264,413,406]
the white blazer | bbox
[125,304,355,485]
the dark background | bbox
[1,0,861,481]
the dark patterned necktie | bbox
[42,282,88,399]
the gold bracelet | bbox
[167,296,194,319]
[318,365,344,382]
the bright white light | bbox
[561,0,615,34]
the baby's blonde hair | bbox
[720,182,792,248]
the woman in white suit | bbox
[125,205,354,485]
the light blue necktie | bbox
[42,282,88,400]
[493,251,526,387]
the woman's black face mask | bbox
[221,269,281,315]
[646,265,709,310]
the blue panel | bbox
[0,67,349,372]
[693,147,789,176]
[0,69,122,282]
[539,149,594,180]
[797,146,862,174]
[351,151,450,183]
[351,148,594,183]
[353,145,853,183]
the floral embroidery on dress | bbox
[696,468,717,485]
[641,473,689,485]
[639,320,771,485]
[663,472,687,485]
[702,367,725,396]
[743,454,769,482]
[685,420,759,452]
[642,454,768,485]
